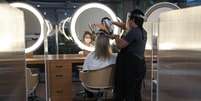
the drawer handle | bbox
[56,74,63,77]
[56,66,63,68]
[56,90,63,94]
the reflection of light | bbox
[10,2,45,53]
[146,44,152,50]
[62,17,72,40]
[0,34,13,51]
[159,43,176,50]
[45,19,53,36]
[70,3,118,51]
[145,2,180,22]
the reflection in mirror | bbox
[75,8,111,41]
[45,19,54,37]
[70,3,118,51]
[23,9,41,51]
[145,2,180,50]
[10,2,47,101]
[60,17,73,41]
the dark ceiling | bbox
[6,0,123,2]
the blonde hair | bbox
[94,33,112,60]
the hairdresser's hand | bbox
[112,21,127,30]
[111,34,120,39]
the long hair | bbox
[94,32,112,60]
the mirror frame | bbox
[61,17,73,40]
[45,19,53,37]
[145,2,180,22]
[70,3,118,51]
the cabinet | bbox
[49,60,72,101]
[26,54,85,101]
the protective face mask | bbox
[84,38,92,44]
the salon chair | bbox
[26,68,39,101]
[79,64,115,101]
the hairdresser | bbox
[112,9,147,101]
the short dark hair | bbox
[130,9,144,28]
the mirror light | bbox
[0,4,25,52]
[45,19,53,36]
[62,17,73,40]
[10,2,45,53]
[70,3,118,51]
[145,2,180,22]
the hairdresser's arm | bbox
[112,22,127,30]
[114,35,128,49]
[94,24,106,30]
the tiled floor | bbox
[33,82,151,101]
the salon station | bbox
[1,0,201,101]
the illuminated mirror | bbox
[144,2,180,50]
[10,2,47,101]
[145,2,180,22]
[10,2,45,54]
[70,3,119,51]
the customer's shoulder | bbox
[86,52,95,59]
[112,53,117,56]
[111,53,118,58]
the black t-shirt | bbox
[121,27,147,59]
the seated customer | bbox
[79,31,94,55]
[83,31,117,71]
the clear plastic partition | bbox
[0,4,26,101]
[144,22,159,101]
[10,2,49,101]
[158,6,201,101]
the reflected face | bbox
[84,34,92,45]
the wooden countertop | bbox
[26,54,86,64]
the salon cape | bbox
[83,52,117,71]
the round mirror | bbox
[70,3,119,51]
[10,3,45,53]
[145,2,180,22]
[144,2,180,50]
